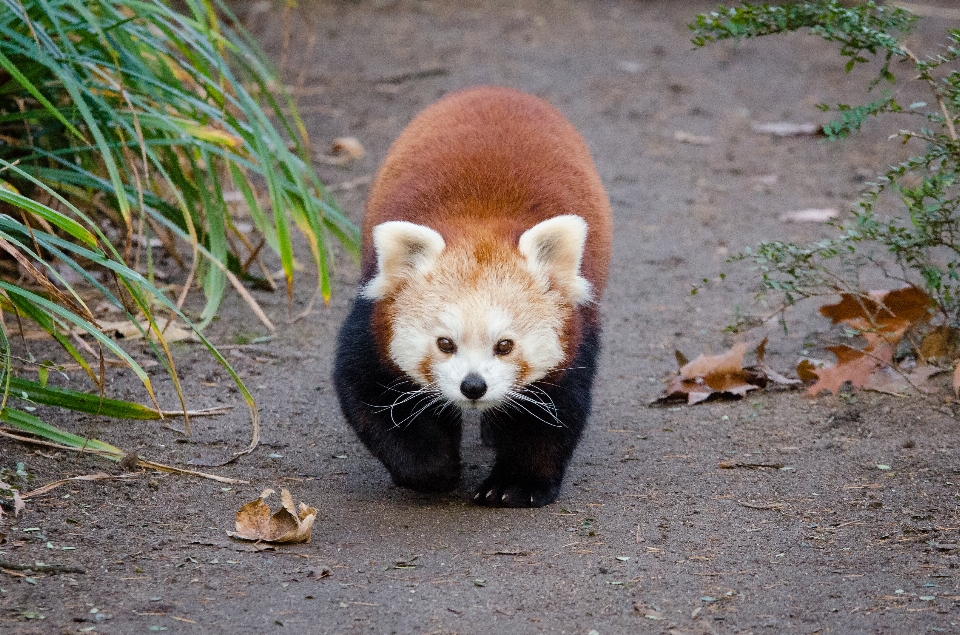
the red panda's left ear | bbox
[362,221,446,300]
[518,215,593,305]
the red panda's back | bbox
[361,86,612,298]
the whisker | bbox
[399,395,444,429]
[523,384,558,414]
[504,390,564,428]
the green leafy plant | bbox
[691,1,960,332]
[0,0,359,472]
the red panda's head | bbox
[361,216,592,411]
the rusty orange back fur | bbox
[361,87,612,367]
[361,86,612,293]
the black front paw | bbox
[390,459,461,493]
[472,474,561,508]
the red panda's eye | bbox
[494,339,514,356]
[437,337,456,354]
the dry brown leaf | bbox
[12,490,24,518]
[918,326,960,365]
[806,288,950,397]
[652,341,773,405]
[819,287,933,343]
[796,359,822,382]
[806,334,892,396]
[227,488,317,544]
[954,361,960,398]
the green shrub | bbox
[691,1,960,328]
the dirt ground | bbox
[3,0,960,633]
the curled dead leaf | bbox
[227,488,317,544]
[652,339,793,406]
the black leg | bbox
[333,298,462,492]
[474,322,601,508]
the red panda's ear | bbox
[518,215,592,305]
[362,221,446,299]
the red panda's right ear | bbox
[361,221,446,300]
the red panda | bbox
[334,86,612,507]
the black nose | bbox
[460,373,487,400]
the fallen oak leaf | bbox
[796,358,823,382]
[806,333,892,396]
[651,341,774,405]
[819,287,934,343]
[227,488,317,544]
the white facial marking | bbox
[384,221,581,412]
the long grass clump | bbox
[0,0,359,479]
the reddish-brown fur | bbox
[361,86,612,359]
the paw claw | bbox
[472,475,560,508]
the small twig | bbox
[719,461,784,470]
[0,561,86,574]
[373,67,448,85]
[735,500,786,510]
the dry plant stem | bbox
[0,237,90,319]
[233,405,260,459]
[20,471,140,499]
[287,287,321,323]
[68,329,100,371]
[0,427,248,484]
[222,264,275,331]
[901,45,958,142]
